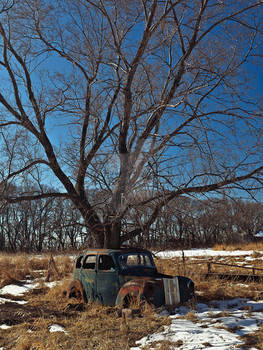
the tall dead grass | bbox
[0,253,73,288]
[214,242,263,251]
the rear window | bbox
[118,253,155,270]
[98,255,115,271]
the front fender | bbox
[115,278,164,307]
[115,279,144,307]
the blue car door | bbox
[96,254,120,306]
[80,254,97,301]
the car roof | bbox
[78,247,152,256]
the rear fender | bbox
[67,279,86,303]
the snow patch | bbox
[132,318,243,349]
[44,281,60,289]
[131,299,263,350]
[0,297,27,305]
[0,279,59,304]
[155,249,258,259]
[49,324,67,334]
[255,231,263,238]
[0,324,11,330]
[0,281,38,296]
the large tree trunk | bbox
[103,219,121,249]
[84,218,121,249]
[89,227,105,248]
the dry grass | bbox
[140,339,182,350]
[183,310,198,322]
[214,242,263,251]
[0,302,171,350]
[0,253,73,288]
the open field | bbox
[0,245,263,349]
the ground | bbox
[0,246,263,349]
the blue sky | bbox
[0,0,263,202]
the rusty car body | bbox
[67,248,195,308]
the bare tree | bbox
[232,199,263,239]
[0,0,263,248]
[0,184,86,252]
[0,0,14,14]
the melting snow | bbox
[131,299,263,350]
[155,249,257,259]
[0,296,27,305]
[0,281,38,297]
[0,280,60,300]
[49,324,67,334]
[0,325,11,330]
[45,281,60,289]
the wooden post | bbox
[207,262,211,274]
[46,254,61,282]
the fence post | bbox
[207,262,211,274]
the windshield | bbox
[118,252,155,270]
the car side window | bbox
[82,255,96,270]
[98,255,115,271]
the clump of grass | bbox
[0,253,51,285]
[0,271,20,288]
[0,257,31,287]
[28,256,50,271]
[252,250,263,258]
[211,311,230,318]
[0,253,73,287]
[141,339,180,350]
[183,310,198,322]
[14,337,32,350]
[240,323,263,349]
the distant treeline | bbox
[134,197,263,249]
[0,183,86,252]
[0,189,262,252]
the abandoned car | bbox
[67,248,195,308]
